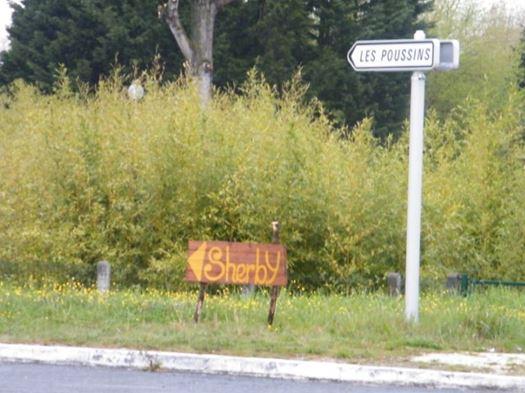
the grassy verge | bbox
[0,282,524,362]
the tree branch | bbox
[158,0,194,62]
[216,0,237,8]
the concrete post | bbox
[387,272,402,297]
[96,260,111,293]
[446,273,461,294]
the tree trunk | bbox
[191,0,217,106]
[160,0,235,107]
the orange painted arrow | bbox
[187,242,207,281]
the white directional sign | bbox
[346,31,460,324]
[347,39,440,72]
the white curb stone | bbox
[412,352,525,372]
[0,343,524,390]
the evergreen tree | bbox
[1,0,433,136]
[215,0,433,137]
[307,0,433,137]
[0,0,182,91]
[518,28,525,89]
[214,0,315,89]
[304,0,362,127]
[252,0,314,86]
[350,0,433,137]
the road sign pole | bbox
[347,31,459,324]
[405,30,427,323]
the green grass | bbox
[0,282,524,362]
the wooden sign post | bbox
[185,222,287,325]
[267,221,280,325]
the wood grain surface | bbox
[185,240,287,286]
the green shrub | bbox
[0,73,523,290]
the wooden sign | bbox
[185,241,287,286]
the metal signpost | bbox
[348,31,459,322]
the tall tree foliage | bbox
[428,0,522,118]
[351,0,433,137]
[518,27,525,89]
[214,0,316,88]
[0,0,182,91]
[215,0,433,137]
[1,0,432,136]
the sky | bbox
[0,0,15,51]
[1,0,525,52]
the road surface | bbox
[0,362,494,393]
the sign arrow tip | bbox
[188,242,207,282]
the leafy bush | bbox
[0,73,523,290]
[423,94,525,280]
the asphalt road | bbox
[0,362,495,393]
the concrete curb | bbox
[1,343,524,390]
[413,352,525,373]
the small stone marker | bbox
[97,260,111,293]
[387,272,402,297]
[241,284,255,298]
[446,273,461,294]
